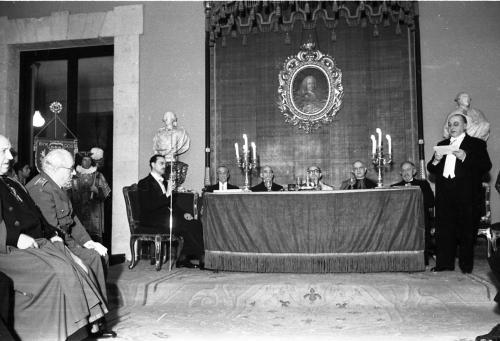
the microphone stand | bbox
[167,129,177,272]
[169,157,173,271]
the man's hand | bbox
[453,149,467,161]
[83,240,108,256]
[50,235,64,243]
[434,152,443,162]
[17,233,38,249]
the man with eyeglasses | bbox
[27,148,116,338]
[340,160,377,190]
[305,166,333,191]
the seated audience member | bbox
[306,166,334,190]
[138,155,204,268]
[0,135,111,340]
[11,162,31,185]
[204,166,239,192]
[251,165,283,192]
[340,160,377,190]
[26,148,116,338]
[391,161,435,265]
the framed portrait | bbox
[278,42,344,133]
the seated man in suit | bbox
[251,165,283,192]
[138,155,204,268]
[306,166,333,190]
[0,135,111,340]
[340,160,377,190]
[204,166,239,192]
[391,161,435,265]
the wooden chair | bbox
[123,184,183,271]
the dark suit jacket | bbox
[137,174,172,228]
[0,176,53,246]
[427,134,491,204]
[340,178,377,190]
[391,179,435,209]
[204,182,239,193]
[251,182,284,192]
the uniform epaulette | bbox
[34,177,48,187]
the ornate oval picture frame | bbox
[278,42,344,133]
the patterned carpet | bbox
[104,247,500,341]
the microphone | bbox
[349,173,356,189]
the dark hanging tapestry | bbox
[208,1,419,188]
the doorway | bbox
[18,45,114,250]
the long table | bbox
[201,187,425,273]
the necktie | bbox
[442,137,460,179]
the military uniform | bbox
[26,172,108,299]
[0,176,108,340]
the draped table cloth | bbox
[202,187,425,273]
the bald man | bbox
[251,165,283,192]
[340,160,377,190]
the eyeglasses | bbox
[307,169,320,174]
[58,166,74,171]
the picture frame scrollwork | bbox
[278,42,344,133]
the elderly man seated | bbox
[0,134,112,340]
[340,160,377,190]
[305,166,334,190]
[205,166,239,192]
[251,165,283,192]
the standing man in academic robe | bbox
[427,112,491,273]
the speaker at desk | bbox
[172,192,199,219]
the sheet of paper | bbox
[433,145,459,155]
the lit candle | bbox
[370,135,376,155]
[235,142,239,159]
[375,128,382,149]
[386,134,392,155]
[251,142,256,160]
[243,134,248,152]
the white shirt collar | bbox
[150,172,164,183]
[450,132,466,142]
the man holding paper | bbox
[427,112,491,273]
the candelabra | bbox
[372,147,392,188]
[237,149,256,191]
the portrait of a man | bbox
[292,68,329,115]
